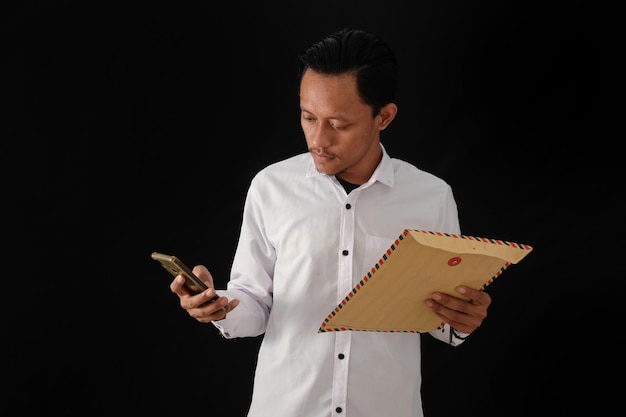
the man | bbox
[170,28,491,416]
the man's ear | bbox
[378,102,398,130]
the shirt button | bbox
[338,353,345,359]
[336,407,343,413]
[345,203,351,209]
[342,250,349,256]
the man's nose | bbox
[309,123,333,148]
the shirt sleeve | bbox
[439,185,461,235]
[211,176,275,338]
[427,324,471,347]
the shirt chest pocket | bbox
[361,234,395,276]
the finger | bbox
[193,265,213,286]
[188,299,228,322]
[456,286,490,306]
[435,305,482,334]
[191,308,226,323]
[472,292,491,308]
[212,299,240,321]
[202,287,220,303]
[430,292,472,313]
[170,274,188,295]
[226,298,240,312]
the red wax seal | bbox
[448,256,462,266]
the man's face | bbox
[299,69,394,185]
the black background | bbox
[2,1,621,416]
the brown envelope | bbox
[318,229,533,333]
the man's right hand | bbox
[169,265,239,323]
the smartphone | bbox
[151,251,219,301]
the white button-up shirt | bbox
[214,144,466,417]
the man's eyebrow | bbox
[300,109,350,122]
